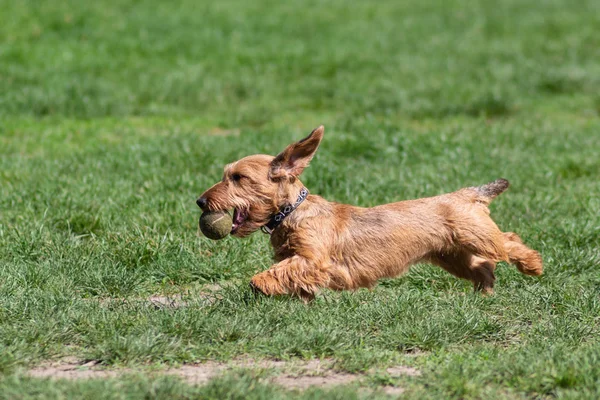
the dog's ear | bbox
[270,125,324,179]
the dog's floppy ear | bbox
[270,125,324,179]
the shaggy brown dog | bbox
[197,126,543,301]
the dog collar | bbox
[261,187,309,235]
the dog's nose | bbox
[196,197,207,209]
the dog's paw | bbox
[297,289,316,304]
[249,280,266,296]
[250,273,283,296]
[249,274,270,296]
[250,272,316,302]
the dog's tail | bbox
[503,232,544,276]
[472,178,509,205]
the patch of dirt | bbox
[26,359,229,384]
[272,373,359,389]
[163,362,226,385]
[375,365,420,398]
[26,357,419,392]
[27,358,121,380]
[160,359,298,385]
[230,358,290,369]
[148,294,188,308]
[383,386,406,396]
[96,284,224,309]
[386,366,421,377]
[270,359,359,389]
[149,283,224,308]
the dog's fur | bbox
[197,126,543,301]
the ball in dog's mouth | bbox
[231,208,248,234]
[199,211,233,240]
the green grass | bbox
[1,0,600,398]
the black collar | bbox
[261,187,309,234]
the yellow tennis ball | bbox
[199,211,232,240]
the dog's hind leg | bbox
[429,250,497,294]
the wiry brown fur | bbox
[197,126,543,301]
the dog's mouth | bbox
[231,208,248,233]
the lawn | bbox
[1,0,599,398]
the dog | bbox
[197,126,543,301]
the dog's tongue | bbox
[232,208,245,231]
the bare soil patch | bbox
[272,373,359,389]
[386,365,421,377]
[27,358,120,381]
[26,357,420,391]
[163,362,226,385]
[148,283,224,308]
[383,386,406,396]
[96,283,223,309]
[269,359,359,389]
[148,294,188,308]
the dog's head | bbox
[197,125,324,237]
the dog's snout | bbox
[196,196,208,209]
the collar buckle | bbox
[261,187,309,235]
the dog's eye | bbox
[231,173,243,182]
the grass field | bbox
[1,0,599,398]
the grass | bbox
[1,0,599,398]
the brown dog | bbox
[197,126,543,301]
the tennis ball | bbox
[199,211,232,240]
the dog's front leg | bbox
[250,256,326,302]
